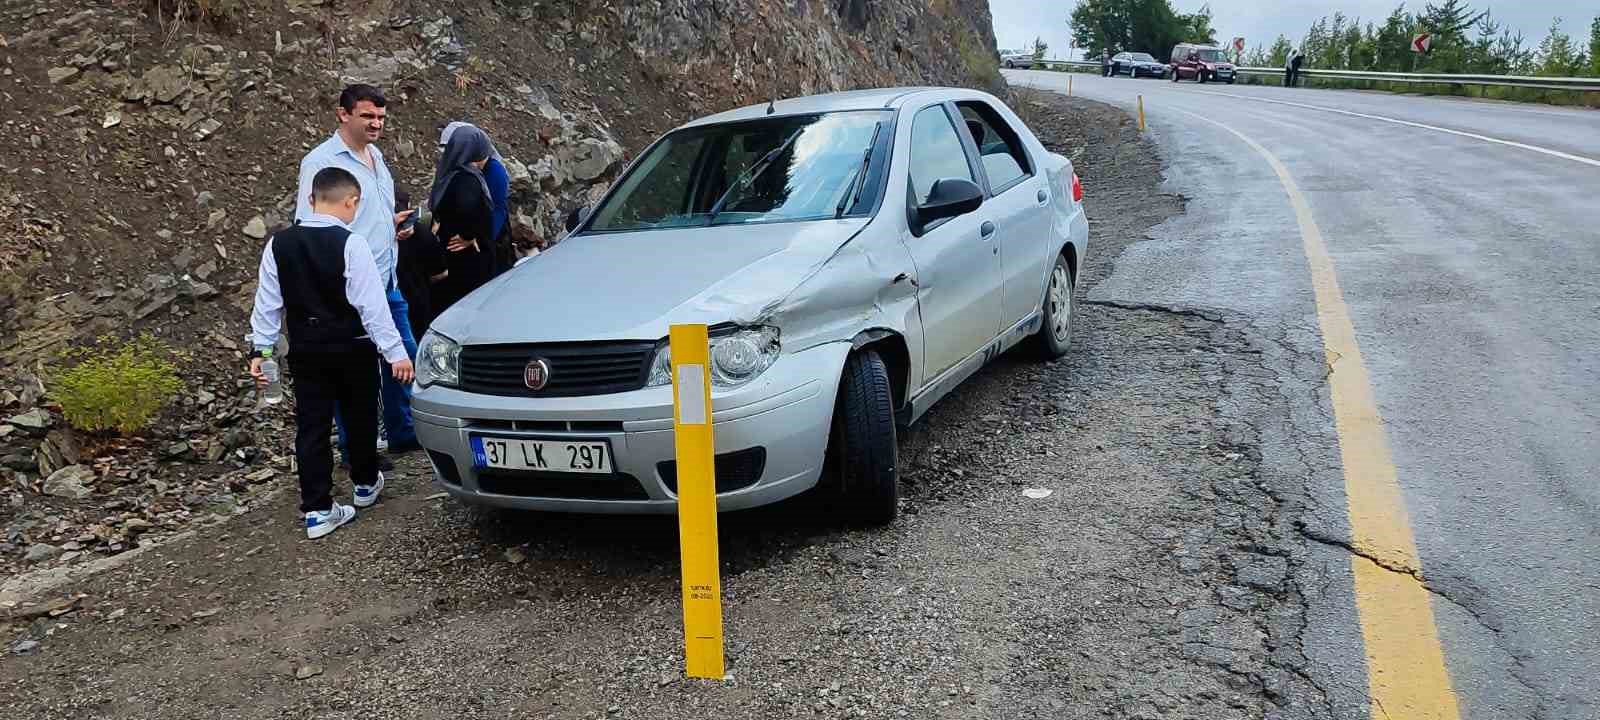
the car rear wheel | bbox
[1031,253,1075,360]
[1004,60,1014,69]
[827,350,898,525]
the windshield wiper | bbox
[835,122,881,219]
[706,126,806,224]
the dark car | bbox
[1110,52,1167,79]
[1170,43,1236,84]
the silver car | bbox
[412,87,1090,525]
[1000,50,1036,69]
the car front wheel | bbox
[828,350,898,525]
[1032,253,1075,359]
[1004,60,1014,69]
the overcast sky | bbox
[991,1,1597,59]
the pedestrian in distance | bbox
[427,124,498,317]
[249,167,415,540]
[439,121,513,276]
[1101,48,1112,77]
[295,83,422,464]
[1286,50,1305,88]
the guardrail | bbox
[1017,59,1600,93]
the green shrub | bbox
[52,335,184,435]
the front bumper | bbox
[413,341,851,514]
[1133,66,1166,77]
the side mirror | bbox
[914,178,984,230]
[564,206,590,232]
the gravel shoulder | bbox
[1,94,1327,720]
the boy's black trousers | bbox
[290,347,380,513]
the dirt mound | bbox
[0,0,1001,577]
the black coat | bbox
[396,219,446,339]
[430,171,495,315]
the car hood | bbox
[431,219,870,346]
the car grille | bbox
[657,447,767,495]
[457,341,657,397]
[477,470,650,500]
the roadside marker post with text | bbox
[670,324,726,680]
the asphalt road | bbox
[1008,69,1600,719]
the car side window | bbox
[956,101,1032,194]
[908,105,975,205]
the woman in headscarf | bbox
[439,121,512,275]
[428,125,496,314]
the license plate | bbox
[470,436,612,474]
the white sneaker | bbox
[305,502,356,540]
[353,473,385,508]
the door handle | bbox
[980,221,997,239]
[1037,188,1049,204]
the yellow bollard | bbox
[669,324,725,680]
[1068,75,1073,96]
[1138,95,1146,132]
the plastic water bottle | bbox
[261,352,283,405]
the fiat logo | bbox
[524,358,552,391]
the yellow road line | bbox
[1175,108,1462,719]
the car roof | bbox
[680,87,998,129]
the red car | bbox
[1169,43,1236,84]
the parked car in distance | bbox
[412,87,1090,526]
[1170,43,1236,83]
[1000,49,1036,69]
[1111,52,1167,78]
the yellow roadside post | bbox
[669,324,725,679]
[1138,95,1147,131]
[1068,75,1073,96]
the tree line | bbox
[1242,1,1599,77]
[1069,0,1600,77]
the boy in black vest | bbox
[248,167,416,540]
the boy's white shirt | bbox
[248,213,407,363]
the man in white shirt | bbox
[295,83,421,466]
[251,167,415,540]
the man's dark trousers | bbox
[292,347,381,513]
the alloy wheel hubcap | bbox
[1049,266,1071,341]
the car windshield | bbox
[1198,49,1229,62]
[1131,53,1156,62]
[587,111,890,232]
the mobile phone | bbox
[400,208,420,231]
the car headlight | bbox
[416,332,461,388]
[647,326,780,389]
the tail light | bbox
[1071,172,1084,203]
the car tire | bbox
[1032,253,1075,360]
[1004,60,1014,69]
[1199,70,1208,84]
[828,350,898,526]
[1226,79,1236,84]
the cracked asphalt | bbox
[0,93,1333,719]
[1012,70,1600,719]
